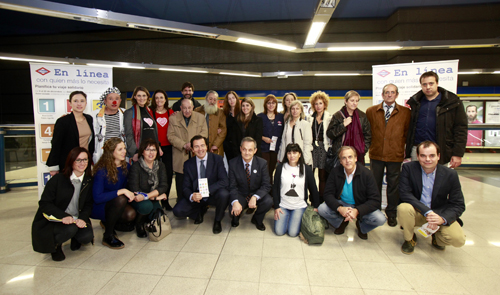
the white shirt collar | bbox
[242,157,253,168]
[196,153,208,164]
[70,172,84,182]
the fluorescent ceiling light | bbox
[87,63,145,69]
[304,22,326,46]
[327,46,402,51]
[219,72,261,77]
[127,23,218,38]
[458,71,480,74]
[86,63,114,68]
[0,56,68,64]
[449,44,496,49]
[159,68,208,73]
[493,71,500,74]
[236,38,296,51]
[314,73,360,76]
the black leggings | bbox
[313,168,329,204]
[53,222,93,245]
[103,195,136,237]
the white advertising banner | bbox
[30,63,112,196]
[372,60,459,105]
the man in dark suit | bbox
[399,140,466,255]
[228,137,272,231]
[172,135,229,234]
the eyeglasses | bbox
[145,148,157,152]
[75,158,88,163]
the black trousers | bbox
[175,173,184,201]
[53,222,94,246]
[230,193,273,224]
[173,188,230,222]
[160,145,173,199]
[370,159,402,218]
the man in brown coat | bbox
[366,84,410,227]
[168,98,208,201]
[194,90,227,157]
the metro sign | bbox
[36,67,50,75]
[377,70,390,77]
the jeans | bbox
[274,207,306,237]
[318,201,386,234]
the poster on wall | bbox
[30,63,112,196]
[372,60,459,106]
[462,101,484,147]
[485,101,500,147]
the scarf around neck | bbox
[138,157,159,191]
[341,106,365,156]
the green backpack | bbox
[300,206,326,245]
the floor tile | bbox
[164,252,219,279]
[461,246,500,268]
[205,279,258,295]
[260,257,309,285]
[38,243,101,269]
[143,233,191,251]
[305,259,360,288]
[396,263,469,294]
[211,254,261,282]
[310,286,364,295]
[181,234,227,254]
[301,235,347,261]
[119,249,178,275]
[363,290,418,295]
[262,237,304,258]
[440,265,500,295]
[77,248,139,271]
[0,264,32,285]
[43,269,115,295]
[0,244,49,266]
[340,240,390,263]
[96,272,161,295]
[349,261,413,291]
[150,276,208,295]
[0,266,72,294]
[378,242,437,265]
[259,282,311,295]
[221,236,263,257]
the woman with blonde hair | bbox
[281,92,298,122]
[307,91,333,202]
[124,86,158,162]
[222,91,242,161]
[235,97,264,157]
[326,90,371,165]
[92,138,137,249]
[278,100,313,166]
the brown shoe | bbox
[401,234,418,255]
[432,235,446,251]
[334,221,349,235]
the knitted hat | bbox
[99,87,121,102]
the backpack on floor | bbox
[300,206,326,245]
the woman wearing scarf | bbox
[124,86,159,163]
[327,90,371,165]
[127,138,168,238]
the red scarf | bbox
[341,106,365,157]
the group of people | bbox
[32,71,468,261]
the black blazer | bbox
[46,112,95,170]
[235,113,263,157]
[182,152,228,199]
[272,163,320,208]
[400,161,465,224]
[32,173,93,253]
[323,162,381,218]
[128,160,168,195]
[228,155,271,203]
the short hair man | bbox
[405,71,468,168]
[92,87,125,164]
[318,146,386,240]
[167,98,208,201]
[399,141,466,254]
[171,82,202,112]
[465,105,483,146]
[228,137,273,231]
[366,84,410,227]
[172,136,230,234]
[194,90,227,156]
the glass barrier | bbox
[5,134,37,183]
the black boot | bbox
[135,214,148,238]
[161,199,173,211]
[51,244,65,261]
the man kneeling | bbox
[399,141,466,254]
[173,135,230,234]
[318,146,386,240]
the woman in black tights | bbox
[91,138,137,249]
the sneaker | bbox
[432,235,446,251]
[102,234,125,249]
[401,234,418,255]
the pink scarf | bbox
[341,106,365,157]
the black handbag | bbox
[325,147,340,173]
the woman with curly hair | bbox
[222,91,242,161]
[92,138,136,249]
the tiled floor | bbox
[1,170,500,295]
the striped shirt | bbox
[104,112,121,141]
